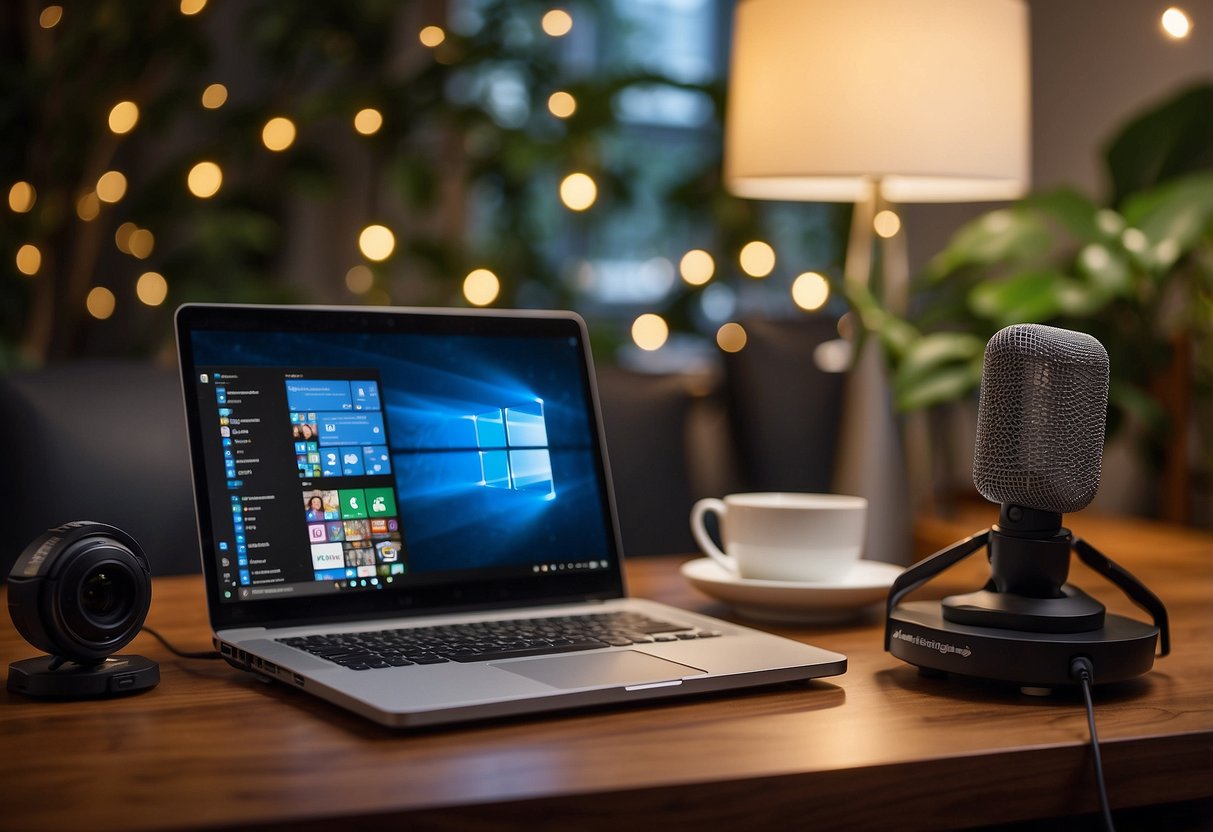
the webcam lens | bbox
[79,567,135,626]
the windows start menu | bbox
[197,367,404,602]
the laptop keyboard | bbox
[277,611,723,671]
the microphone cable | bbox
[1071,657,1115,832]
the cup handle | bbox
[690,498,735,573]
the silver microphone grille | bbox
[972,324,1109,513]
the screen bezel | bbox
[175,303,627,632]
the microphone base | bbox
[942,583,1106,633]
[888,601,1159,688]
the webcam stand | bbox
[7,654,159,699]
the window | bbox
[472,399,555,498]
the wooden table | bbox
[1,509,1210,831]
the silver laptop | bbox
[175,303,845,727]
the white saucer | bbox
[680,558,904,625]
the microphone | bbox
[883,324,1169,689]
[972,324,1109,515]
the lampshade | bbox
[724,0,1030,203]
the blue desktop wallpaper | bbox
[191,329,612,573]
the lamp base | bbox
[7,654,160,699]
[888,601,1159,688]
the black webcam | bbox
[7,521,159,698]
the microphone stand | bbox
[884,503,1170,660]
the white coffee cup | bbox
[689,492,867,582]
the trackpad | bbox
[493,650,707,690]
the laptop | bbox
[175,303,846,727]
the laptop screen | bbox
[176,305,624,630]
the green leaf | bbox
[1120,171,1213,269]
[894,332,985,394]
[924,208,1053,281]
[1024,187,1102,241]
[895,360,982,412]
[1104,83,1213,206]
[967,270,1071,324]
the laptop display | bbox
[178,305,625,630]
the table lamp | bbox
[723,0,1030,563]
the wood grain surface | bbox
[1,507,1210,831]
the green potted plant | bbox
[851,83,1213,522]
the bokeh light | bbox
[16,244,42,276]
[1161,7,1192,38]
[76,192,100,221]
[201,83,228,109]
[8,182,36,213]
[345,265,374,294]
[419,25,446,47]
[463,268,501,306]
[739,241,775,278]
[115,221,138,254]
[631,313,669,351]
[679,249,715,286]
[716,322,748,353]
[136,271,168,306]
[792,272,830,311]
[180,0,207,15]
[559,172,597,211]
[262,117,297,152]
[187,161,222,198]
[542,9,574,36]
[128,228,154,259]
[548,91,576,118]
[86,287,116,319]
[354,108,383,135]
[39,6,63,28]
[108,101,139,135]
[95,170,127,204]
[359,224,396,262]
[873,209,901,238]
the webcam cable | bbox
[140,626,222,660]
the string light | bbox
[559,172,597,211]
[419,25,446,47]
[16,244,42,276]
[463,268,501,306]
[180,0,207,15]
[262,117,296,152]
[739,241,775,278]
[547,91,576,119]
[95,171,128,203]
[187,161,222,198]
[631,313,669,351]
[792,272,830,311]
[108,101,139,135]
[679,249,715,285]
[358,224,395,261]
[86,287,116,320]
[201,83,228,109]
[136,272,168,306]
[76,192,101,221]
[1161,7,1192,38]
[354,108,383,135]
[345,266,373,294]
[873,209,901,238]
[39,6,63,28]
[541,9,574,37]
[128,228,154,259]
[8,182,36,213]
[716,322,748,353]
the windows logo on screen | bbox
[472,399,555,499]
